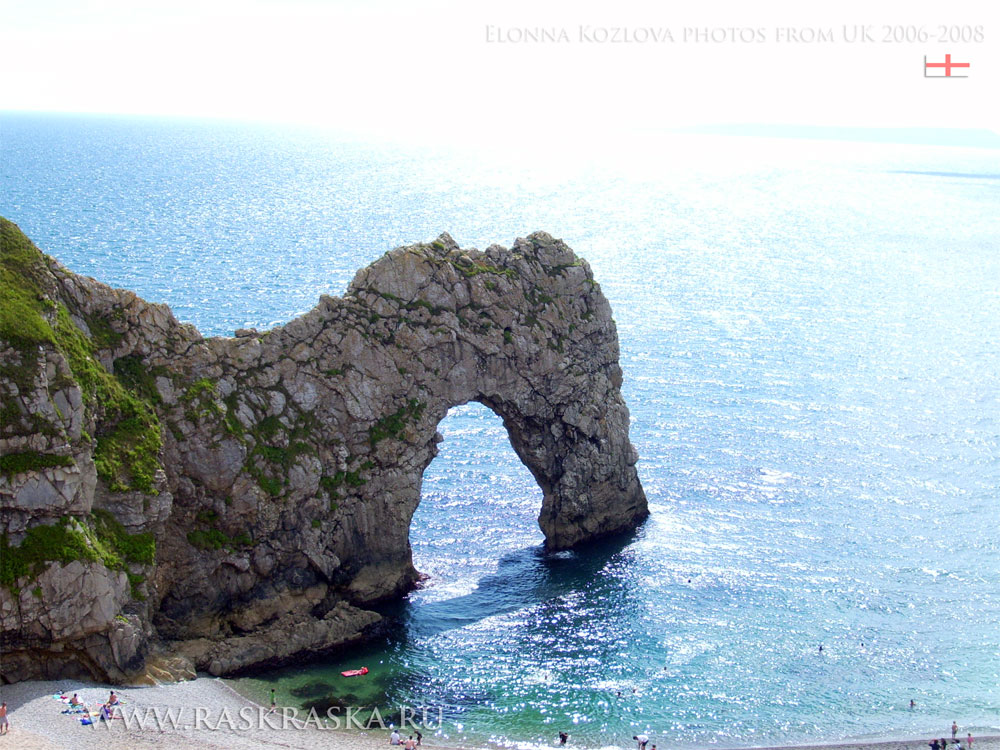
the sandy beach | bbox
[0,678,995,750]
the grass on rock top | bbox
[0,216,57,349]
[1,216,164,494]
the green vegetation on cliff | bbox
[0,513,155,591]
[0,451,74,477]
[91,509,156,565]
[368,398,425,445]
[185,510,252,551]
[220,399,323,498]
[0,217,56,349]
[1,218,165,493]
[0,218,58,401]
[429,243,517,281]
[54,305,163,493]
[113,355,163,405]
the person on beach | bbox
[968,733,974,748]
[0,702,8,734]
[634,733,650,749]
[953,722,959,739]
[403,735,416,749]
[415,730,422,745]
[389,728,401,745]
[931,738,941,750]
[106,691,120,719]
[559,730,569,744]
[269,688,276,714]
[70,693,83,707]
[911,699,916,709]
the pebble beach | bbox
[0,678,398,750]
[0,678,995,750]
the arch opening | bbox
[335,232,647,606]
[410,401,544,594]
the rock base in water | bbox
[1,217,647,682]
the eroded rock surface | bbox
[1,218,647,683]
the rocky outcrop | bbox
[176,598,381,676]
[0,217,647,683]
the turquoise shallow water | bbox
[2,112,999,749]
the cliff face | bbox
[0,217,647,683]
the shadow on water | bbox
[289,680,337,699]
[889,170,1000,181]
[242,528,642,717]
[375,529,640,642]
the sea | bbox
[2,112,998,749]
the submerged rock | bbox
[0,217,647,683]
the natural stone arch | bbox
[327,232,648,601]
[0,220,647,680]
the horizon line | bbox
[2,108,999,150]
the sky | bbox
[1,0,998,142]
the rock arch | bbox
[1,220,647,679]
[318,232,648,601]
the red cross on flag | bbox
[924,54,970,78]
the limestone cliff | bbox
[0,217,647,683]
